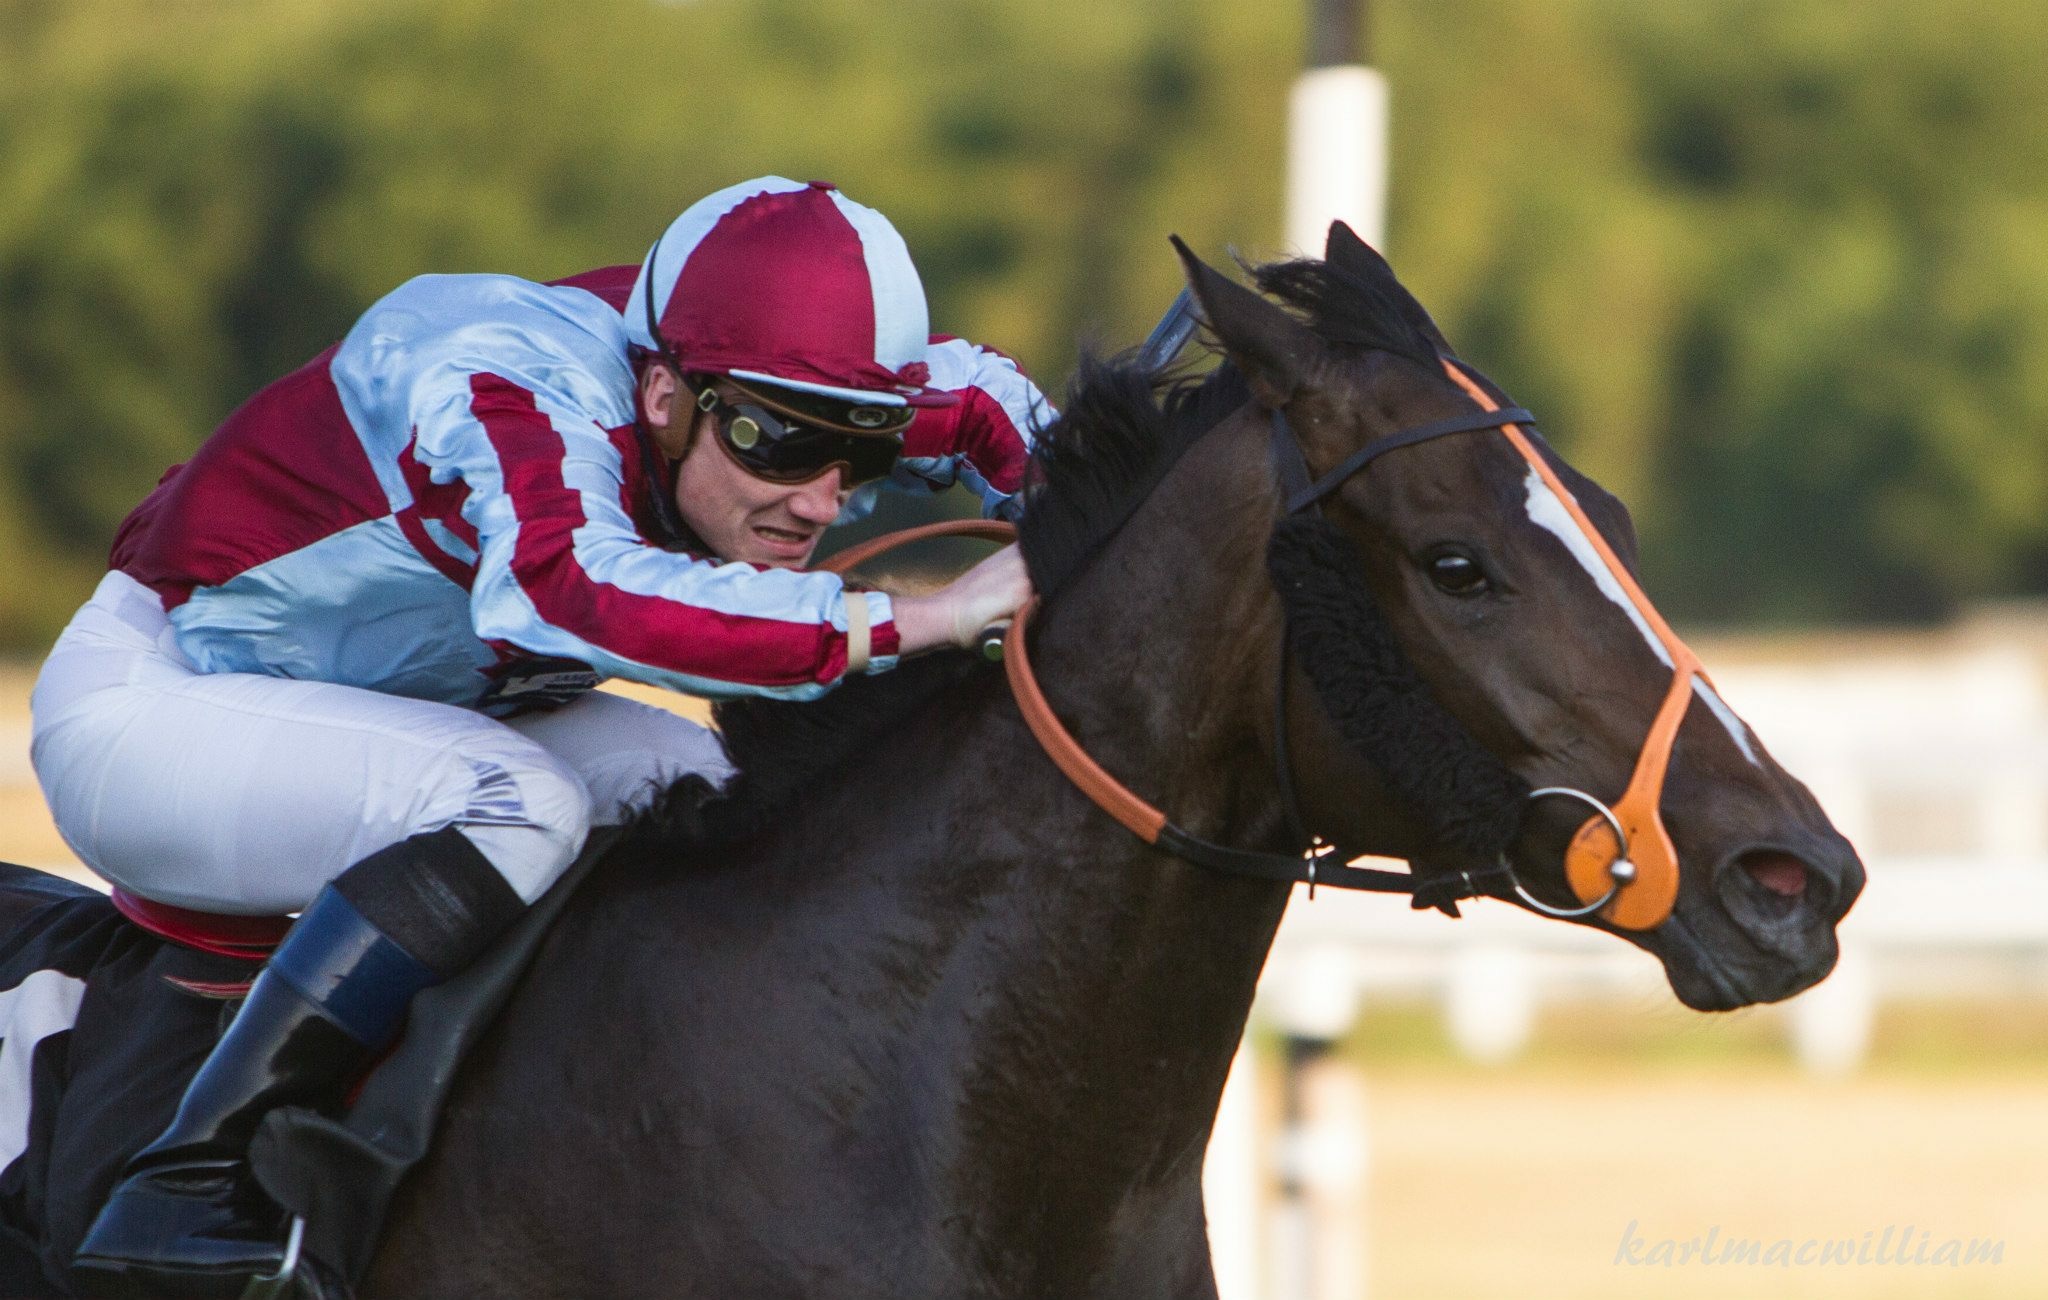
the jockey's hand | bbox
[890,544,1034,656]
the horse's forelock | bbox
[1250,257,1440,371]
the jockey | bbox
[33,176,1045,1297]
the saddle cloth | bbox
[0,827,616,1294]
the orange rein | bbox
[819,521,1170,845]
[816,519,1021,576]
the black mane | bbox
[632,649,989,849]
[1016,354,1250,600]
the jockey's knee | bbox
[437,745,594,905]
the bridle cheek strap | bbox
[1437,360,1698,929]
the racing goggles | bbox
[693,381,912,488]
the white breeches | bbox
[29,572,731,914]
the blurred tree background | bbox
[3,0,2047,649]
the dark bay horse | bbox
[0,228,1861,1296]
[344,229,1860,1297]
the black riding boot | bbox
[71,828,523,1300]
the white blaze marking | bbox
[0,969,88,1171]
[1522,468,1667,665]
[1691,675,1761,765]
[1521,467,1760,766]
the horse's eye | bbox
[1427,551,1489,596]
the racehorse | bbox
[4,227,1861,1298]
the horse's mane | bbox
[623,651,980,850]
[1016,355,1250,599]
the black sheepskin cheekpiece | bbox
[1266,514,1528,868]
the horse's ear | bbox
[1322,221,1455,359]
[1171,235,1322,410]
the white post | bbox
[1445,944,1536,1065]
[1788,940,1876,1076]
[1286,64,1390,255]
[1301,1056,1371,1300]
[1287,0,1388,256]
[1264,944,1365,1299]
[1205,1041,1264,1300]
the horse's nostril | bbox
[1740,850,1809,899]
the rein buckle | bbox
[1303,840,1337,900]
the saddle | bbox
[97,829,619,1292]
[109,891,289,989]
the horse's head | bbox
[1177,227,1862,1011]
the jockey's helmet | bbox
[626,177,953,437]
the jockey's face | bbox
[640,363,850,566]
[668,387,848,568]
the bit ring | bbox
[1497,787,1634,920]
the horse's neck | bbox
[1031,405,1288,840]
[920,418,1295,1243]
[388,420,1298,1294]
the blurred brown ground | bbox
[1365,1059,2044,1299]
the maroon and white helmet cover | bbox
[626,176,956,409]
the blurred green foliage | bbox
[2,0,2046,648]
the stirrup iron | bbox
[238,1214,305,1300]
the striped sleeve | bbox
[419,369,899,701]
[894,336,1053,517]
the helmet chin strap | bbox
[627,376,693,550]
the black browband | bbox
[1281,405,1535,514]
